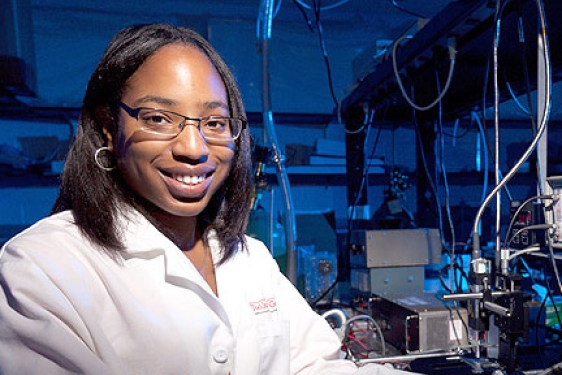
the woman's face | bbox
[107,44,234,220]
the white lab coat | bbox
[0,209,418,375]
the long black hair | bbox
[52,24,253,263]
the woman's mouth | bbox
[160,170,214,200]
[172,173,206,185]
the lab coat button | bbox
[213,348,229,363]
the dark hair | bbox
[52,24,252,263]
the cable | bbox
[413,107,445,248]
[471,111,491,207]
[537,360,562,374]
[347,108,377,223]
[346,108,376,232]
[472,109,515,206]
[389,0,427,19]
[442,117,474,140]
[392,35,457,112]
[293,0,350,11]
[504,78,530,116]
[504,194,554,248]
[471,0,552,258]
[292,0,340,108]
[311,106,379,309]
[477,0,514,206]
[343,314,386,360]
[313,1,339,107]
[294,0,359,134]
[497,8,536,117]
[508,245,541,261]
[292,0,315,31]
[257,0,299,285]
[517,6,538,126]
[492,0,502,263]
[256,0,283,39]
[435,71,457,291]
[506,224,554,249]
[439,261,469,293]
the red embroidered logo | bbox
[249,298,277,314]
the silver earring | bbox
[94,147,116,171]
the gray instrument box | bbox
[371,292,469,353]
[350,229,442,268]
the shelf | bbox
[444,171,539,186]
[267,165,383,175]
[264,165,385,186]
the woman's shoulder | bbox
[242,234,274,259]
[0,211,83,260]
[213,234,275,267]
[243,234,268,249]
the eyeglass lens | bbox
[137,108,241,140]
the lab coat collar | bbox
[113,207,233,329]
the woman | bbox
[0,24,417,375]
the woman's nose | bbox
[171,123,209,160]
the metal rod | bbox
[258,0,298,284]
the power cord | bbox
[392,35,457,112]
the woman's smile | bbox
[160,169,214,200]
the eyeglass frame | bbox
[118,101,246,142]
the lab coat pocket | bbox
[257,319,290,375]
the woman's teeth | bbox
[173,174,205,185]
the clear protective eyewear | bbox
[119,101,246,142]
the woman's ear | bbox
[102,126,114,152]
[96,107,115,151]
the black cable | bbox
[412,106,445,248]
[438,260,469,294]
[440,121,474,140]
[317,23,339,107]
[389,0,427,19]
[292,0,339,107]
[310,110,383,310]
[298,0,341,310]
[504,194,552,249]
[435,70,458,287]
[292,0,315,31]
[515,4,537,130]
[312,0,339,107]
[443,298,470,348]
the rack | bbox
[341,0,562,122]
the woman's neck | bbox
[145,209,199,251]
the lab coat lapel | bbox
[119,208,232,329]
[162,249,233,329]
[215,249,244,337]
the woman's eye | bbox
[148,115,168,124]
[207,121,222,129]
[141,111,174,126]
[205,119,227,131]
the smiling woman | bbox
[108,43,238,250]
[0,23,420,375]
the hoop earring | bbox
[94,147,116,171]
